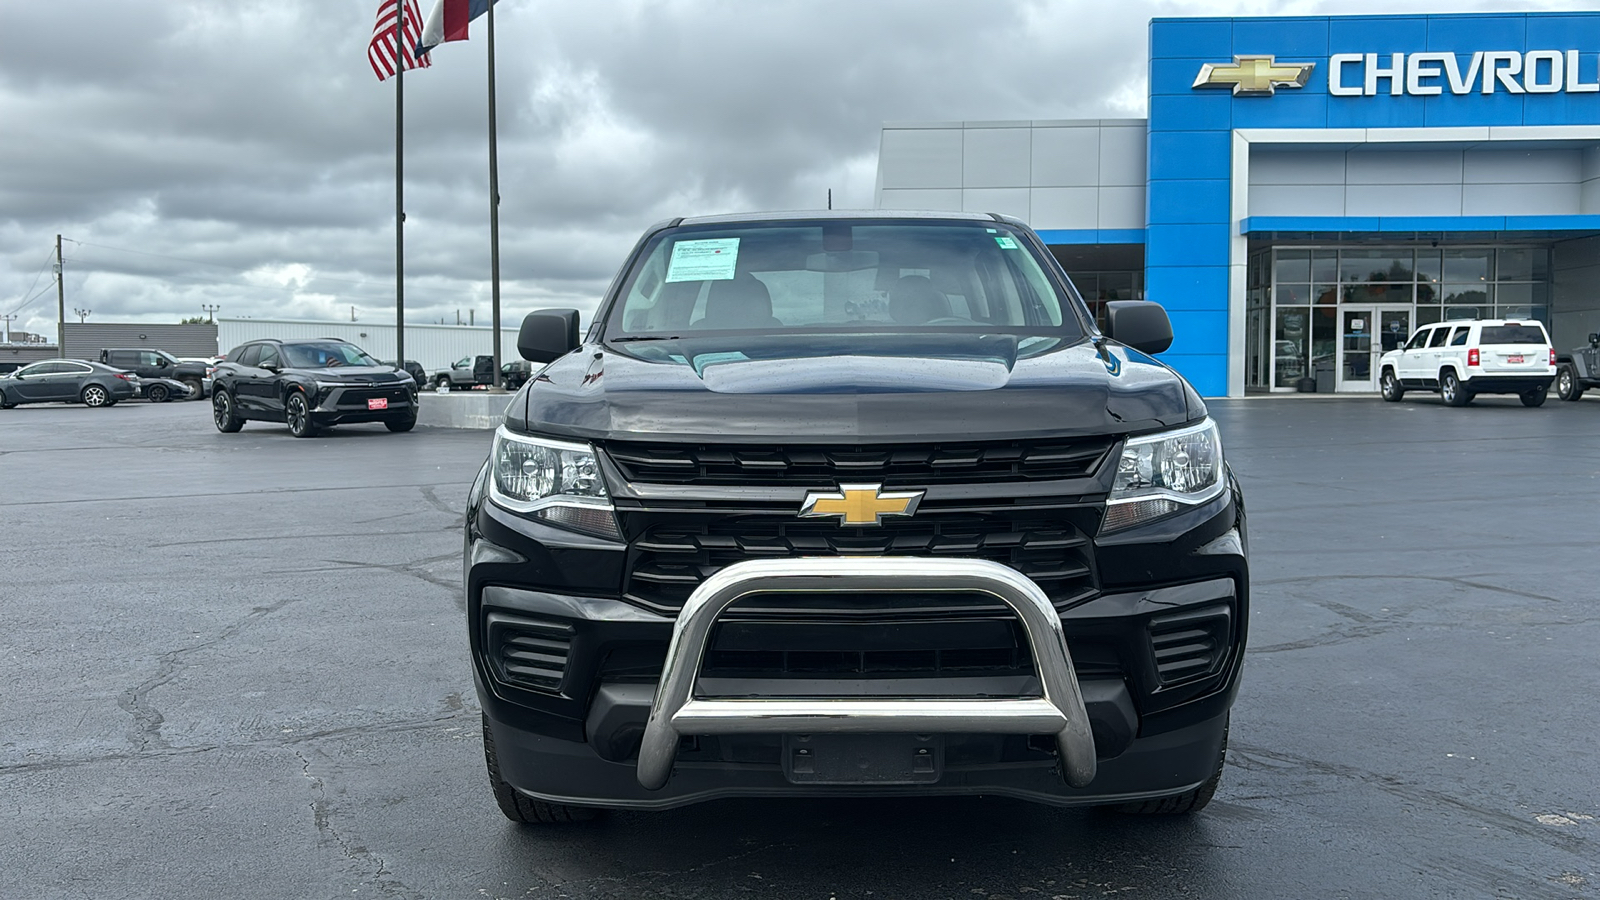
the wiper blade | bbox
[610,335,682,343]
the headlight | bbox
[1103,419,1225,532]
[488,426,620,539]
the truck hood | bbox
[510,333,1201,444]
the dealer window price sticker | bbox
[666,238,741,283]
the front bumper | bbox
[467,480,1247,808]
[309,383,417,424]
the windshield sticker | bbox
[665,238,741,283]
[994,236,1019,250]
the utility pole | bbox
[0,313,16,344]
[73,308,91,323]
[55,234,65,358]
[201,304,220,324]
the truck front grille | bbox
[619,509,1097,615]
[603,437,1115,487]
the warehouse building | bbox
[876,12,1600,396]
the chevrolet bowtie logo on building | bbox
[1193,55,1316,97]
[800,483,925,526]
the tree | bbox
[179,316,208,324]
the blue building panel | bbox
[1149,18,1234,61]
[1145,180,1230,226]
[1524,15,1600,49]
[1146,131,1232,180]
[1231,17,1329,59]
[1164,309,1232,356]
[1327,93,1429,129]
[1145,224,1232,269]
[1422,14,1528,53]
[1328,16,1429,55]
[1229,90,1327,129]
[1149,93,1231,131]
[1143,266,1230,311]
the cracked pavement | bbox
[2,396,1598,899]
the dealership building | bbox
[875,12,1600,396]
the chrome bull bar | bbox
[635,557,1098,790]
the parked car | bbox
[466,211,1246,823]
[1378,319,1555,407]
[433,355,495,390]
[138,376,194,403]
[383,359,428,388]
[1554,333,1600,401]
[211,338,418,437]
[0,359,139,408]
[99,348,211,399]
[501,359,533,390]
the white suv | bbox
[1378,319,1555,407]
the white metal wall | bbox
[216,319,521,374]
[1248,145,1600,217]
[875,119,1149,231]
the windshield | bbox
[606,220,1086,339]
[282,342,380,368]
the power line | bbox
[12,248,55,307]
[6,277,59,318]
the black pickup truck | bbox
[465,211,1247,824]
[100,348,211,400]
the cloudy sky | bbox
[0,0,1590,339]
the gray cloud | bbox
[0,0,1587,338]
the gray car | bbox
[0,359,139,408]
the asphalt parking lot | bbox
[3,395,1597,900]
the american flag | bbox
[368,0,432,81]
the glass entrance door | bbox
[1337,307,1411,392]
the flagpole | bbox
[487,0,503,388]
[394,1,407,373]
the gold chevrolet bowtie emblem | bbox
[1193,55,1315,97]
[800,483,924,526]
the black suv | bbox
[212,338,418,437]
[466,212,1247,823]
[100,348,210,400]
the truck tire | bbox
[434,376,452,392]
[1105,719,1227,816]
[1556,365,1585,401]
[1440,370,1471,407]
[482,714,600,825]
[181,378,204,400]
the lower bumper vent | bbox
[486,612,574,692]
[1148,603,1231,686]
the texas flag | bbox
[416,0,501,57]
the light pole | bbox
[73,308,91,324]
[201,304,220,324]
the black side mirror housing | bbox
[519,309,581,363]
[1589,333,1598,347]
[1105,301,1174,355]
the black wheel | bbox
[482,714,600,824]
[1521,385,1548,408]
[147,383,170,403]
[181,378,204,400]
[385,414,417,433]
[81,384,110,408]
[1105,718,1228,816]
[434,376,452,392]
[1440,370,1471,407]
[1379,369,1404,402]
[285,391,318,438]
[1556,365,1585,401]
[212,389,244,433]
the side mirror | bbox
[1589,333,1599,347]
[157,358,169,367]
[518,309,581,364]
[261,361,279,373]
[1105,301,1174,355]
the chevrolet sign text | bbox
[1330,51,1600,96]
